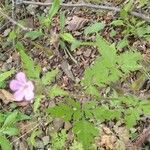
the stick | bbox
[133,124,150,147]
[11,0,16,46]
[0,8,32,31]
[22,0,150,23]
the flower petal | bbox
[9,80,23,91]
[13,89,25,101]
[24,89,34,101]
[27,81,34,91]
[16,72,27,83]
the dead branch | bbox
[22,0,150,23]
[133,124,150,147]
[0,8,32,31]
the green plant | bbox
[46,95,150,149]
[38,0,60,28]
[82,35,142,93]
[15,42,67,113]
[0,111,30,150]
[111,18,150,42]
[0,70,15,88]
[70,140,84,150]
[51,129,67,150]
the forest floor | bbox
[0,0,150,150]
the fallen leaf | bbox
[0,89,15,104]
[66,16,88,31]
[61,61,75,81]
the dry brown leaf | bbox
[0,89,30,106]
[0,89,15,104]
[66,16,88,31]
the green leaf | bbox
[124,108,140,128]
[71,40,81,51]
[8,30,17,41]
[2,127,19,136]
[84,22,105,35]
[25,30,43,40]
[83,101,97,119]
[136,26,150,37]
[51,129,67,150]
[0,113,5,123]
[118,51,142,74]
[46,99,82,121]
[41,69,58,85]
[123,0,134,12]
[60,11,65,33]
[49,84,68,98]
[33,95,44,113]
[46,103,73,121]
[48,0,60,18]
[73,120,98,148]
[96,35,116,66]
[48,0,60,25]
[93,106,121,122]
[111,20,125,26]
[0,70,15,83]
[85,85,100,98]
[2,111,18,128]
[140,102,150,115]
[16,42,41,79]
[117,38,128,49]
[61,33,76,43]
[0,135,11,150]
[29,129,41,146]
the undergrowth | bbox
[0,0,150,149]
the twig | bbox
[133,124,150,147]
[22,1,150,23]
[0,21,10,32]
[11,121,40,144]
[0,8,32,31]
[11,0,16,46]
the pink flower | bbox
[9,72,34,102]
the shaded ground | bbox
[0,0,150,149]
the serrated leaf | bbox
[46,103,73,121]
[123,0,134,12]
[60,11,65,33]
[49,84,68,98]
[73,120,98,148]
[141,103,150,115]
[41,69,58,85]
[93,106,121,122]
[96,35,116,66]
[0,135,11,150]
[29,129,41,146]
[85,85,100,98]
[84,22,105,35]
[118,51,142,74]
[46,99,82,121]
[124,109,140,128]
[0,70,15,83]
[83,101,97,119]
[25,30,43,40]
[16,42,41,79]
[33,95,44,113]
